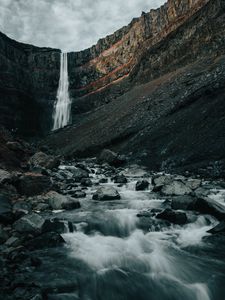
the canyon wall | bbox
[0,32,60,134]
[0,0,210,134]
[44,0,225,176]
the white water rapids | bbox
[52,52,71,130]
[32,165,225,300]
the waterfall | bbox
[52,52,71,130]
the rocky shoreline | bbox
[1,134,225,299]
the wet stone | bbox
[136,180,149,191]
[13,213,44,234]
[156,208,188,225]
[93,186,121,201]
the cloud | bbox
[0,0,165,51]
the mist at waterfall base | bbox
[52,52,71,131]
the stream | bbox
[29,165,225,300]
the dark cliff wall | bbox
[0,32,60,135]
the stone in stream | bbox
[99,178,108,183]
[42,219,66,234]
[207,221,225,234]
[18,173,52,196]
[193,197,225,220]
[66,189,86,199]
[0,193,13,224]
[62,166,89,182]
[161,181,192,196]
[171,195,197,210]
[135,180,149,191]
[46,191,81,210]
[93,186,121,201]
[152,175,173,188]
[29,151,60,170]
[80,178,92,186]
[24,232,65,250]
[156,208,188,225]
[185,179,201,190]
[13,213,44,234]
[194,187,211,198]
[113,174,127,184]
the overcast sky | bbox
[0,0,165,52]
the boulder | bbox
[99,178,108,183]
[42,219,66,234]
[193,198,225,220]
[61,201,81,210]
[29,152,60,170]
[153,175,173,188]
[25,232,65,250]
[156,208,187,225]
[161,181,192,196]
[13,213,44,234]
[34,202,50,212]
[207,221,225,234]
[93,186,121,201]
[46,191,81,210]
[12,201,31,219]
[0,193,13,224]
[185,179,201,190]
[61,167,89,182]
[80,178,92,186]
[99,149,126,167]
[171,195,197,210]
[0,169,11,184]
[113,174,127,184]
[194,187,211,198]
[135,180,149,191]
[18,173,52,196]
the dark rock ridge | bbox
[0,0,209,134]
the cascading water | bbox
[52,52,71,130]
[28,164,225,300]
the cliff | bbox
[0,0,209,134]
